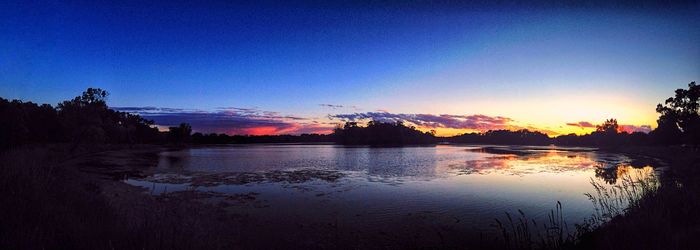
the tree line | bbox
[1,88,161,149]
[554,82,699,146]
[1,82,697,148]
[332,120,436,145]
[333,82,700,146]
[0,88,333,149]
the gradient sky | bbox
[2,1,699,136]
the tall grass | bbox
[492,201,571,250]
[0,147,115,249]
[492,168,660,250]
[580,168,659,231]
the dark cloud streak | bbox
[114,106,333,135]
[566,121,595,128]
[330,112,516,131]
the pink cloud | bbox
[115,106,335,135]
[619,124,653,134]
[566,121,596,128]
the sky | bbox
[2,1,699,136]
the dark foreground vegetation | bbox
[573,146,700,249]
[0,145,241,249]
[0,82,698,249]
[489,145,700,250]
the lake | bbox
[126,144,660,247]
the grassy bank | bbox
[491,146,700,250]
[572,146,700,249]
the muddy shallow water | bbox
[125,144,660,247]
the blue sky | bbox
[1,1,698,135]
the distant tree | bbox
[168,123,192,144]
[333,120,435,145]
[596,118,620,134]
[655,82,700,144]
[591,118,623,147]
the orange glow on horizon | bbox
[235,126,281,135]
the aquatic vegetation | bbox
[492,202,571,250]
[138,169,346,187]
[492,168,660,249]
[583,168,659,227]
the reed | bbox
[493,168,661,250]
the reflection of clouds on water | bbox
[136,145,661,189]
[453,151,600,175]
[120,144,663,241]
[452,147,657,183]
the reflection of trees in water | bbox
[365,148,437,179]
[158,150,191,170]
[594,165,655,185]
[331,147,441,180]
[595,166,625,185]
[456,150,656,184]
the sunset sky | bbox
[2,1,699,136]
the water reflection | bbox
[595,165,656,185]
[147,145,657,185]
[122,144,661,247]
[452,147,648,181]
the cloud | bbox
[319,104,344,109]
[114,106,334,135]
[319,104,359,110]
[566,121,596,128]
[619,124,653,134]
[114,106,191,113]
[566,121,653,134]
[330,112,518,131]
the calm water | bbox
[126,144,659,246]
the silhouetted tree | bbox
[448,129,551,145]
[56,88,111,143]
[333,121,436,145]
[596,118,619,133]
[168,123,192,144]
[655,81,700,144]
[0,99,62,148]
[0,88,162,149]
[591,118,623,147]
